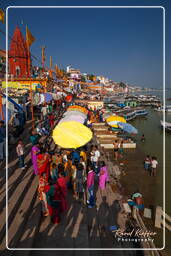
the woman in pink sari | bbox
[99,161,109,190]
[31,143,40,175]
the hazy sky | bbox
[0,0,171,88]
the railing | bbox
[155,206,171,232]
[133,207,161,256]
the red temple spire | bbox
[9,26,31,78]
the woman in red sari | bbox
[57,172,68,212]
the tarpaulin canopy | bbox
[43,93,53,103]
[0,105,12,122]
[103,112,115,119]
[106,115,126,128]
[2,94,23,113]
[52,121,92,148]
[118,122,138,134]
[68,105,88,114]
[59,115,85,124]
[63,110,87,118]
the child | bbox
[16,139,26,170]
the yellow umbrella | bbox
[106,115,126,128]
[52,121,92,148]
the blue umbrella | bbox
[118,122,138,134]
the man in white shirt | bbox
[41,105,47,120]
[151,157,158,177]
[91,146,100,174]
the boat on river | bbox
[155,105,171,112]
[160,120,171,133]
[114,108,148,121]
[135,108,148,117]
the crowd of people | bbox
[31,143,109,224]
[15,100,110,224]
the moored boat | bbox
[160,120,171,133]
[155,106,171,112]
[135,108,148,116]
[115,108,148,121]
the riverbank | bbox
[106,144,165,250]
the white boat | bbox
[166,105,171,112]
[160,120,171,127]
[155,105,171,112]
[160,120,171,133]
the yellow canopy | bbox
[106,115,126,128]
[68,105,88,114]
[52,121,92,149]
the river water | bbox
[129,90,171,216]
[122,90,171,253]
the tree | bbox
[119,82,127,88]
[81,75,86,82]
[88,74,95,81]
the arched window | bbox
[16,66,20,77]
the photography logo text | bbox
[112,228,157,243]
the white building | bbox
[66,65,81,79]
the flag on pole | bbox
[42,46,46,65]
[50,56,52,69]
[26,25,35,47]
[0,8,5,23]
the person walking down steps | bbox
[16,139,27,170]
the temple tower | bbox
[9,27,31,78]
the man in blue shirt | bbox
[71,150,80,164]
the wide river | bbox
[129,90,171,216]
